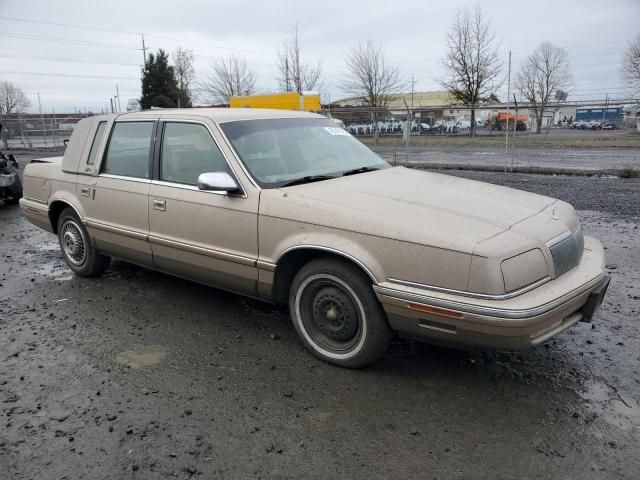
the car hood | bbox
[271,166,557,253]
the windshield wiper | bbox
[280,175,337,188]
[341,166,380,176]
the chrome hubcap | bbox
[61,221,86,266]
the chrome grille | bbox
[549,226,584,277]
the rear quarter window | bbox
[87,121,107,166]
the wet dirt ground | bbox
[1,158,639,479]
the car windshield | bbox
[220,118,390,188]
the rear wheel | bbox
[57,207,110,277]
[289,257,392,368]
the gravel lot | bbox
[1,154,639,479]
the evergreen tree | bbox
[140,50,180,109]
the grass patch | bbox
[620,167,640,178]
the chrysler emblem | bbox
[552,204,559,220]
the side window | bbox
[87,121,107,165]
[102,122,153,178]
[160,122,231,185]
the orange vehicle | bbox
[486,111,528,131]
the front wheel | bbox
[57,207,110,277]
[289,257,392,368]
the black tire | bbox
[57,207,110,277]
[289,257,392,368]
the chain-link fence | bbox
[325,102,638,139]
[2,101,639,174]
[323,102,640,173]
[0,113,93,152]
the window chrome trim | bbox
[98,173,151,184]
[155,118,248,196]
[149,179,247,198]
[386,276,551,301]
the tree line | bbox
[138,6,639,134]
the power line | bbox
[0,32,139,49]
[25,90,139,97]
[0,15,141,35]
[0,52,142,67]
[3,15,630,76]
[144,33,273,56]
[0,70,139,81]
[0,15,274,57]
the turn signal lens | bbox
[408,303,464,319]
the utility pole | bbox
[511,94,518,172]
[52,107,59,147]
[504,50,511,173]
[411,74,415,109]
[602,94,608,123]
[116,85,122,113]
[110,98,114,114]
[38,93,48,151]
[141,34,148,65]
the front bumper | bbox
[374,235,609,349]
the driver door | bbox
[148,119,259,295]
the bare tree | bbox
[342,40,404,107]
[200,55,257,104]
[277,25,322,93]
[0,80,30,115]
[516,42,572,133]
[440,5,501,135]
[622,33,640,94]
[173,47,195,107]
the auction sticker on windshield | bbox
[324,127,350,136]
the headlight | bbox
[0,174,17,187]
[501,248,549,292]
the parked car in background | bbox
[20,109,610,368]
[0,152,22,205]
[0,124,23,205]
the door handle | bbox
[153,199,166,211]
[80,187,91,197]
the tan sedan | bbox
[20,109,610,367]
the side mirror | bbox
[197,172,241,193]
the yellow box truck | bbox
[230,91,321,111]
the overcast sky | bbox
[1,0,638,113]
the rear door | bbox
[83,119,156,266]
[148,118,259,295]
